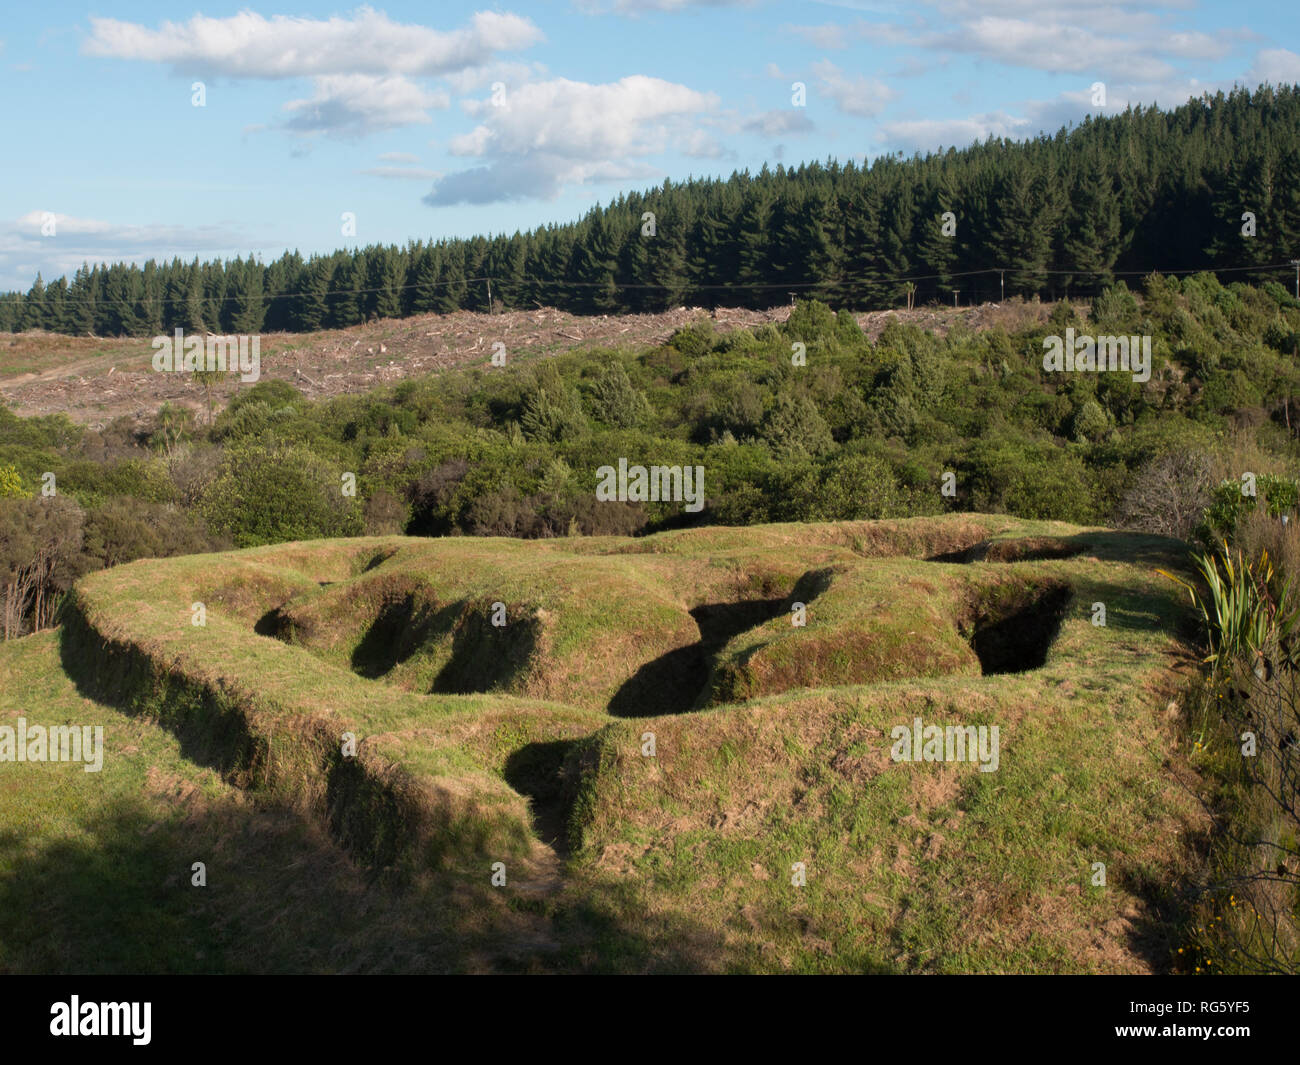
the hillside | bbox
[0,514,1208,973]
[0,300,1044,427]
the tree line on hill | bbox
[3,85,1300,337]
[3,271,1300,637]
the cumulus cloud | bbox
[440,59,548,95]
[878,76,1223,155]
[282,75,449,136]
[811,60,897,117]
[83,8,543,79]
[425,75,718,204]
[81,8,542,139]
[742,109,815,136]
[904,0,1244,79]
[1248,48,1300,85]
[878,111,1032,152]
[0,212,258,291]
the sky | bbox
[2,0,1298,292]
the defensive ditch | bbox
[961,580,1072,674]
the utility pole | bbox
[999,270,1005,302]
[486,277,493,313]
[1291,260,1299,300]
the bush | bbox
[1113,450,1213,541]
[668,320,714,357]
[520,384,587,443]
[585,361,651,429]
[808,453,901,521]
[362,490,409,535]
[82,497,224,568]
[0,495,87,637]
[781,299,838,345]
[0,465,25,499]
[1069,398,1110,443]
[1199,474,1300,546]
[761,393,834,460]
[200,441,364,547]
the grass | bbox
[0,513,1211,972]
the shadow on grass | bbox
[351,595,462,679]
[0,786,745,974]
[503,739,581,858]
[1116,840,1211,974]
[928,529,1191,569]
[607,569,834,717]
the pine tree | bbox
[736,190,775,308]
[573,212,622,313]
[843,181,886,309]
[328,256,363,328]
[230,257,267,334]
[69,265,98,336]
[1064,168,1124,294]
[879,181,916,307]
[138,260,164,336]
[916,172,960,303]
[179,261,206,334]
[369,246,404,320]
[22,273,47,331]
[295,257,331,331]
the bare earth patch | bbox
[0,299,1064,427]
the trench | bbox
[963,581,1072,674]
[928,537,1086,564]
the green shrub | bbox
[200,441,364,547]
[585,361,651,429]
[761,393,834,460]
[0,465,24,499]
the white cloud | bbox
[843,1,1244,82]
[83,8,543,79]
[743,109,815,136]
[81,8,543,139]
[878,76,1226,155]
[878,111,1032,151]
[929,17,1174,78]
[0,212,259,291]
[441,59,548,95]
[426,75,719,204]
[1248,48,1300,85]
[282,75,449,136]
[812,59,897,117]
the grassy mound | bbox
[4,514,1210,972]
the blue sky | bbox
[2,0,1297,291]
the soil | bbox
[0,299,1062,429]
